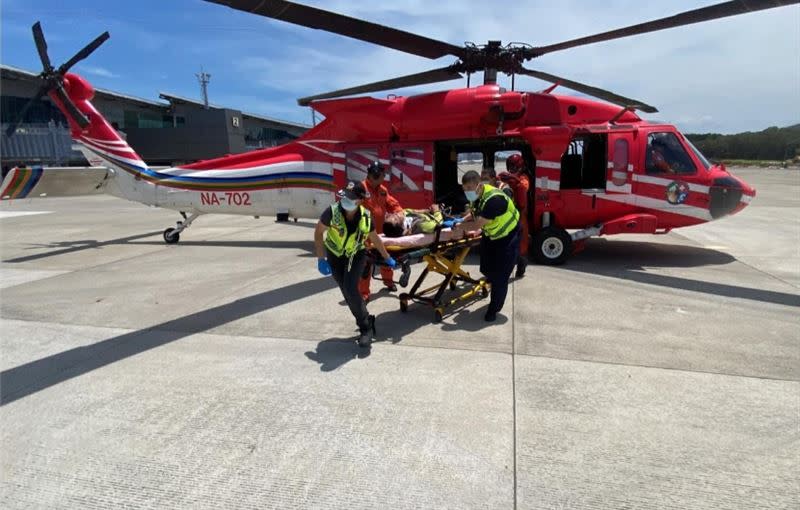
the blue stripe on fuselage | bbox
[85,146,333,184]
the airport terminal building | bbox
[1,64,309,171]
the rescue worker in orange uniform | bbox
[359,161,404,301]
[498,153,530,278]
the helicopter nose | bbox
[708,175,754,219]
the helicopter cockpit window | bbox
[646,132,697,175]
[684,136,711,171]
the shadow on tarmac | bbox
[565,239,800,307]
[4,236,317,262]
[3,231,164,263]
[309,283,502,371]
[304,339,370,372]
[0,276,337,406]
[131,239,317,257]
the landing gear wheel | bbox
[433,308,444,323]
[163,228,180,244]
[532,227,572,265]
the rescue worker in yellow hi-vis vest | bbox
[314,180,397,347]
[450,170,520,323]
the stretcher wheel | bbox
[481,285,489,298]
[400,297,409,313]
[434,308,444,323]
[449,280,457,291]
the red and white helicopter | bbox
[4,0,794,264]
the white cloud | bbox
[213,0,800,133]
[78,66,119,79]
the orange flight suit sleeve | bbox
[384,189,403,215]
[514,175,529,212]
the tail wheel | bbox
[163,228,180,244]
[532,227,572,265]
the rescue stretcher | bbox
[369,226,487,323]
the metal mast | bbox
[196,67,211,109]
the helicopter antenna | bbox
[196,67,211,109]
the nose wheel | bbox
[163,212,200,244]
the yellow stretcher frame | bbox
[372,231,488,323]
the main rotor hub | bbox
[459,40,530,75]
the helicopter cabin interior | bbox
[559,133,608,191]
[340,132,615,217]
[431,133,610,212]
[433,138,534,214]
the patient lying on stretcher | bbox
[379,205,479,248]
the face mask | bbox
[340,197,358,211]
[465,190,478,202]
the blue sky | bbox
[2,0,798,133]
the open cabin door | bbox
[388,143,433,209]
[342,143,431,210]
[606,131,636,195]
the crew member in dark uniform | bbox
[451,170,520,322]
[314,181,396,347]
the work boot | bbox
[484,310,497,322]
[515,257,528,278]
[384,283,398,292]
[358,315,376,348]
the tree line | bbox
[685,124,800,162]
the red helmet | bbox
[506,154,524,172]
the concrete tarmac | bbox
[1,167,797,509]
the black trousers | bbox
[327,248,370,332]
[479,226,521,315]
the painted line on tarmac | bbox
[0,211,53,219]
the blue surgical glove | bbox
[452,217,465,224]
[384,256,397,269]
[317,258,332,276]
[441,220,454,228]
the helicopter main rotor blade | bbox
[32,22,53,72]
[58,31,110,75]
[297,66,463,106]
[532,0,800,56]
[5,86,48,138]
[204,0,465,60]
[519,67,658,113]
[52,84,90,128]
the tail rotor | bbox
[5,22,109,137]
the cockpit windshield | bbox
[684,136,712,171]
